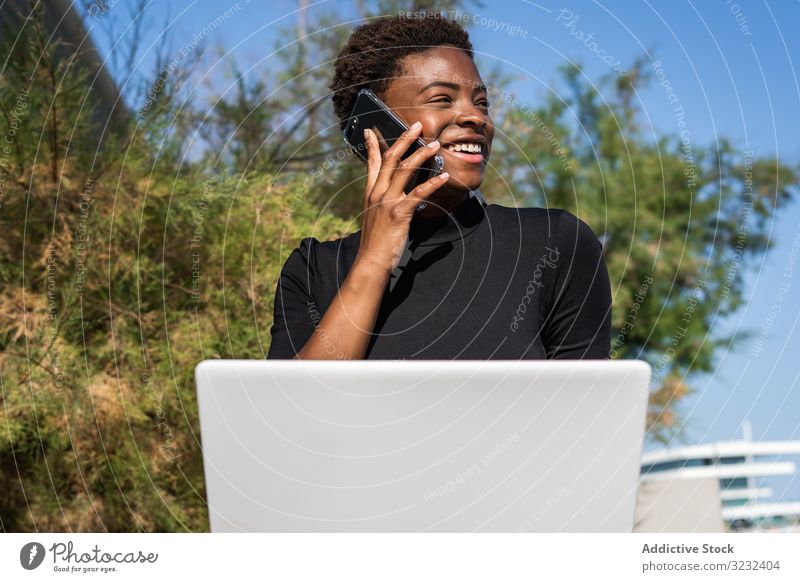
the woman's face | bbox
[381,46,494,212]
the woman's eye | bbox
[429,97,490,108]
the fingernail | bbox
[411,121,422,130]
[427,140,439,148]
[439,172,449,180]
[363,128,370,139]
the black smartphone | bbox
[343,88,444,194]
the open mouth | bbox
[442,141,485,164]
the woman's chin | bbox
[441,153,487,190]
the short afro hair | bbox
[330,12,474,132]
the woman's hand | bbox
[355,122,450,276]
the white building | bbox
[640,429,800,532]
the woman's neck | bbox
[413,189,470,219]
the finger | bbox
[400,171,450,211]
[385,139,442,198]
[371,121,424,196]
[364,128,381,196]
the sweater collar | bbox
[408,189,487,247]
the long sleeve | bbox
[266,237,319,359]
[541,211,612,359]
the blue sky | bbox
[79,0,800,502]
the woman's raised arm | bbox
[289,122,450,359]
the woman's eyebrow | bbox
[418,80,488,94]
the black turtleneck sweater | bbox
[266,192,611,360]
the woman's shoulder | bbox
[486,204,601,245]
[281,231,361,272]
[486,202,570,222]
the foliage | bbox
[0,8,350,531]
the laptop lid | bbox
[195,360,650,532]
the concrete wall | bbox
[634,477,725,533]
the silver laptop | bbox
[195,360,650,532]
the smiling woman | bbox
[267,11,611,361]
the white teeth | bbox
[445,143,482,153]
